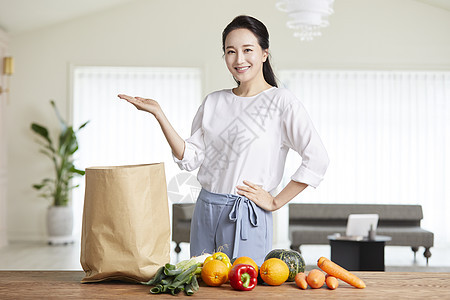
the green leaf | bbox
[70,166,85,176]
[69,143,79,155]
[32,184,45,190]
[50,100,68,132]
[68,184,80,191]
[78,121,89,131]
[59,127,78,156]
[32,178,54,190]
[39,149,54,159]
[31,123,52,145]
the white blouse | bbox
[173,87,329,195]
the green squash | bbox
[264,249,305,282]
[230,257,236,264]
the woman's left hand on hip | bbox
[236,180,276,211]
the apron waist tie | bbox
[228,196,258,259]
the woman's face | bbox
[224,28,268,86]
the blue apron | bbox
[189,188,273,266]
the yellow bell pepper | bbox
[204,252,232,270]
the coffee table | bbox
[328,235,392,271]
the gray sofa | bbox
[172,203,434,264]
[172,203,195,255]
[289,203,434,264]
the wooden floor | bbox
[1,271,450,299]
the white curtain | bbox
[71,66,202,238]
[279,70,450,246]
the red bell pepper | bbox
[228,264,258,291]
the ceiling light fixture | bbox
[276,0,335,41]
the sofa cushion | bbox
[289,204,423,222]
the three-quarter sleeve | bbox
[281,100,330,188]
[172,101,206,171]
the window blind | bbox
[71,66,202,237]
[279,70,450,246]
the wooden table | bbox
[1,271,450,299]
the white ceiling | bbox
[0,0,449,36]
[0,0,137,35]
[416,0,450,11]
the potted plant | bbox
[31,100,88,245]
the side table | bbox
[328,235,392,271]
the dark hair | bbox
[222,15,278,88]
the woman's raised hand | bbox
[117,94,162,118]
[118,93,186,160]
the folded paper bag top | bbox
[80,163,170,283]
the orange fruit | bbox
[306,269,325,289]
[201,259,229,286]
[232,256,258,274]
[260,258,289,286]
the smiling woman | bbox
[222,16,278,95]
[224,28,270,95]
[117,15,329,265]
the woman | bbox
[118,15,329,265]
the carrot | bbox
[294,272,308,290]
[317,257,366,289]
[306,269,325,289]
[317,256,328,266]
[325,275,339,290]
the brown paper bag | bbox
[80,163,170,283]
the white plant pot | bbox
[46,206,74,245]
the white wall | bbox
[0,28,10,247]
[5,0,450,241]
